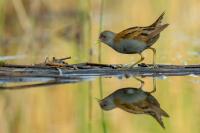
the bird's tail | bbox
[159,108,170,118]
[148,24,169,38]
[149,107,169,129]
[150,113,165,129]
[150,12,166,27]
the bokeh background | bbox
[0,0,200,133]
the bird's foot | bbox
[128,64,137,69]
[138,63,149,67]
[149,64,159,69]
[116,64,132,70]
[127,61,142,69]
[114,64,124,68]
[138,63,159,69]
[117,62,158,70]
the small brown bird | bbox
[99,87,169,128]
[99,12,169,67]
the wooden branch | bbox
[0,63,199,85]
[0,62,199,89]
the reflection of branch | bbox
[0,81,69,90]
[0,77,87,89]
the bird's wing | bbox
[146,94,169,117]
[149,12,165,27]
[114,97,145,114]
[115,96,150,114]
[146,94,160,107]
[114,26,160,43]
[114,24,168,44]
[118,102,145,114]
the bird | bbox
[99,87,169,129]
[99,12,169,68]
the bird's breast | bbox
[114,39,147,54]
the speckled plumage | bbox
[99,12,169,67]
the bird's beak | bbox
[96,40,101,44]
[98,34,103,42]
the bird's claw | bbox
[138,63,158,69]
[117,64,136,70]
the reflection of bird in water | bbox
[99,12,169,68]
[99,87,169,128]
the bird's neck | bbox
[106,34,116,48]
[106,40,115,48]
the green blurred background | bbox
[0,0,200,133]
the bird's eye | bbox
[100,34,106,39]
[101,102,107,107]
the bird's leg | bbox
[150,77,156,93]
[148,47,157,68]
[134,77,144,89]
[129,53,144,68]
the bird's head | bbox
[98,88,147,111]
[98,95,116,111]
[99,30,116,46]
